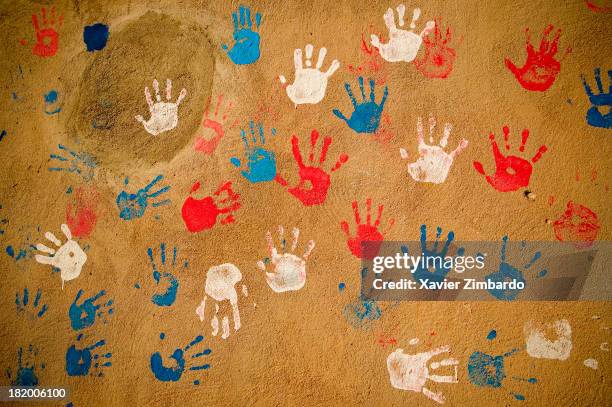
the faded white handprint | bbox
[279,44,340,106]
[524,319,572,361]
[371,4,434,63]
[196,263,245,340]
[135,79,187,136]
[34,224,87,289]
[387,345,459,404]
[256,226,315,293]
[400,115,468,184]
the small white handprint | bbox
[387,345,459,404]
[135,78,187,136]
[34,224,87,289]
[196,263,245,340]
[256,226,315,293]
[524,319,572,361]
[371,4,434,63]
[400,115,468,184]
[279,44,340,106]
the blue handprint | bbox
[5,345,45,386]
[65,334,112,377]
[116,175,171,221]
[69,289,114,331]
[581,67,611,129]
[150,333,211,385]
[485,236,546,301]
[333,77,388,133]
[222,6,262,65]
[16,288,48,319]
[147,243,187,307]
[230,121,277,183]
[48,144,97,182]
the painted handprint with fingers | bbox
[230,121,277,183]
[333,77,388,133]
[257,226,315,293]
[222,5,262,65]
[150,333,211,385]
[23,7,64,57]
[35,224,86,288]
[581,68,612,129]
[387,345,459,404]
[400,115,468,184]
[473,126,547,192]
[147,244,187,307]
[414,18,457,79]
[66,334,112,377]
[340,199,395,259]
[275,130,348,206]
[371,4,434,63]
[194,95,237,154]
[16,288,48,319]
[69,290,113,331]
[116,175,171,220]
[181,181,240,233]
[505,25,570,92]
[48,144,97,182]
[196,263,245,340]
[279,44,340,106]
[135,79,187,136]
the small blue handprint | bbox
[581,67,612,129]
[48,144,97,182]
[333,77,388,134]
[150,333,211,385]
[116,175,171,221]
[16,288,48,319]
[65,334,112,377]
[230,121,277,183]
[222,6,262,65]
[69,289,114,331]
[5,345,44,386]
[147,243,187,307]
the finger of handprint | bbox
[319,136,331,164]
[258,123,265,144]
[352,201,361,225]
[230,302,241,331]
[278,225,285,252]
[36,243,55,254]
[165,79,172,100]
[432,226,443,252]
[369,79,376,102]
[531,145,548,164]
[440,123,452,148]
[61,224,73,241]
[231,10,239,32]
[324,59,340,78]
[152,79,161,102]
[420,21,435,38]
[245,7,252,28]
[35,254,55,265]
[265,231,278,259]
[428,114,436,143]
[410,7,421,29]
[211,304,219,336]
[45,232,62,247]
[378,85,389,110]
[416,116,425,143]
[304,44,314,67]
[549,29,561,55]
[147,247,159,273]
[340,221,351,237]
[399,148,409,160]
[374,204,383,227]
[291,135,306,169]
[221,316,230,339]
[422,388,445,404]
[290,227,300,252]
[85,339,106,352]
[50,7,56,24]
[135,115,145,123]
[420,224,429,251]
[303,240,315,260]
[441,230,454,256]
[383,218,395,236]
[396,4,406,26]
[315,47,327,69]
[255,12,262,28]
[196,298,206,321]
[31,13,40,32]
[450,139,468,158]
[332,109,349,123]
[249,121,257,143]
[358,77,366,100]
[148,185,170,199]
[540,25,554,52]
[382,8,396,31]
[160,243,166,266]
[432,358,460,368]
[292,48,304,75]
[365,198,372,225]
[175,88,187,106]
[41,7,48,25]
[344,82,358,107]
[239,5,246,27]
[256,260,266,272]
[594,67,604,92]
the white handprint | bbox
[387,345,459,404]
[135,79,187,136]
[524,319,572,361]
[279,44,340,106]
[400,115,468,184]
[34,224,87,289]
[256,226,315,293]
[196,263,245,340]
[371,4,434,63]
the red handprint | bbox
[348,31,388,85]
[553,201,600,248]
[275,130,348,206]
[473,126,547,192]
[340,198,395,259]
[194,95,236,155]
[181,181,240,233]
[504,25,570,92]
[23,7,64,58]
[66,186,100,238]
[414,18,457,79]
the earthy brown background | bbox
[0,0,610,405]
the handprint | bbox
[230,121,277,183]
[116,175,171,220]
[24,7,64,58]
[275,130,348,206]
[69,289,114,331]
[279,44,340,106]
[150,333,211,385]
[553,201,600,248]
[387,345,459,404]
[65,334,112,377]
[370,4,434,63]
[400,115,468,184]
[524,319,572,361]
[135,79,187,136]
[34,224,87,288]
[48,144,97,182]
[256,226,315,293]
[222,5,262,65]
[581,68,612,129]
[473,126,547,192]
[194,95,237,155]
[340,199,395,259]
[196,263,245,340]
[414,18,457,79]
[333,77,388,133]
[182,181,241,233]
[15,288,48,319]
[5,346,44,386]
[147,244,187,307]
[504,25,570,92]
[66,186,100,238]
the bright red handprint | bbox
[504,25,570,92]
[414,18,457,79]
[24,7,64,58]
[473,126,547,192]
[553,201,600,248]
[181,181,240,233]
[340,198,395,259]
[194,95,236,155]
[275,130,348,206]
[66,186,99,238]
